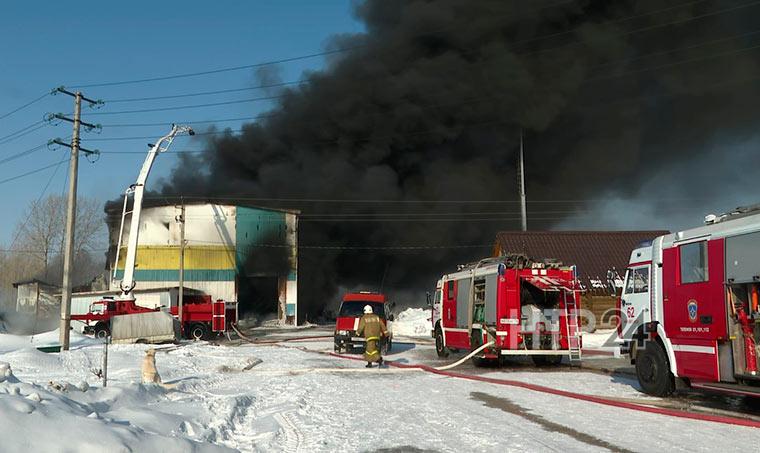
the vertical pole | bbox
[178,200,185,337]
[59,92,82,351]
[102,337,108,387]
[518,128,527,232]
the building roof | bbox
[12,279,59,289]
[105,197,300,219]
[493,230,669,295]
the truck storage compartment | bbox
[726,282,760,380]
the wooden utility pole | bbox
[53,87,101,351]
[177,201,186,336]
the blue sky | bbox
[0,0,363,244]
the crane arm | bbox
[119,124,194,299]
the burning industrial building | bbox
[139,0,760,320]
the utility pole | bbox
[518,128,528,232]
[176,201,186,336]
[51,87,101,351]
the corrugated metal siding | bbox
[494,230,669,295]
[115,245,235,270]
[118,281,236,303]
[113,269,235,281]
[235,207,288,272]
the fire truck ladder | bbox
[564,291,582,361]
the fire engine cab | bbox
[619,204,760,397]
[431,254,582,366]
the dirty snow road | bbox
[1,330,758,452]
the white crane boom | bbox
[117,124,194,300]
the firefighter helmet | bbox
[363,305,373,314]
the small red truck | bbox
[334,291,394,353]
[72,295,237,340]
[431,254,583,366]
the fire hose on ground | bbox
[231,323,494,371]
[432,341,495,371]
[229,323,760,428]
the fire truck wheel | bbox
[636,341,675,397]
[189,323,209,341]
[435,328,449,358]
[93,323,110,339]
[531,355,563,367]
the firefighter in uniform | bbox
[357,304,388,368]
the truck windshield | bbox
[339,301,385,318]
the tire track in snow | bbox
[274,410,305,453]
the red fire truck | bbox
[334,292,394,353]
[431,255,583,366]
[71,125,237,342]
[72,295,236,340]
[618,204,760,397]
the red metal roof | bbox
[493,231,669,295]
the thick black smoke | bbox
[156,0,760,319]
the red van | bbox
[334,291,394,353]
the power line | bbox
[80,33,760,134]
[68,47,363,89]
[0,158,68,187]
[7,155,69,251]
[85,43,760,148]
[519,0,760,58]
[105,80,304,103]
[65,0,731,91]
[98,149,205,155]
[64,1,580,89]
[0,122,47,145]
[587,42,760,83]
[88,130,239,142]
[593,27,760,70]
[0,143,46,166]
[511,0,710,50]
[88,95,284,116]
[0,92,50,121]
[101,116,265,128]
[0,120,44,142]
[146,195,720,204]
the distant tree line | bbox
[0,195,106,311]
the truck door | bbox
[619,265,650,339]
[442,280,457,328]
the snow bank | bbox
[392,308,431,337]
[0,361,231,452]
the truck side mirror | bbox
[426,292,432,307]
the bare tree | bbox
[5,194,106,288]
[14,196,64,280]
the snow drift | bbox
[392,308,431,337]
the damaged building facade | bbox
[106,202,299,324]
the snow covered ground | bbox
[0,327,757,452]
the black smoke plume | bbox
[154,0,760,319]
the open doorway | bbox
[238,276,279,318]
